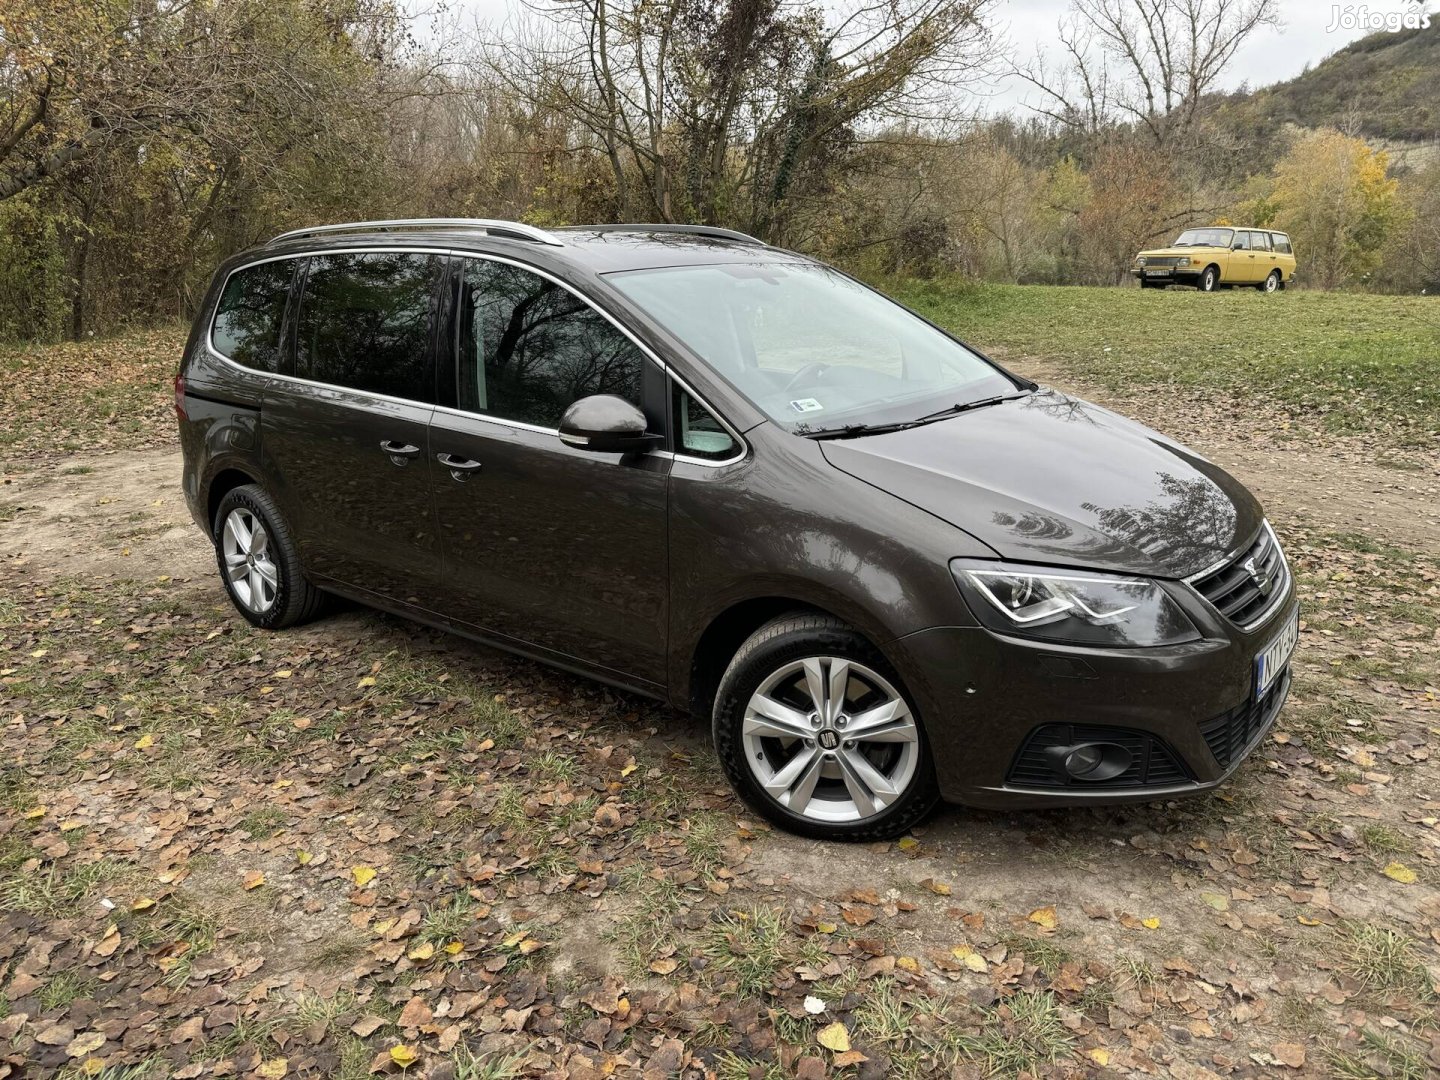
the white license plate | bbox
[1145,269,1171,276]
[1255,609,1299,700]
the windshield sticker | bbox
[789,398,824,414]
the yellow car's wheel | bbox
[1199,266,1220,292]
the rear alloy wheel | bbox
[713,614,938,840]
[213,484,326,630]
[1199,266,1219,292]
[1260,270,1281,293]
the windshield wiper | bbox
[911,392,1027,425]
[802,391,1031,441]
[801,420,920,441]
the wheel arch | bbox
[679,586,901,719]
[205,466,262,536]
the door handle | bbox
[437,453,483,481]
[380,440,420,466]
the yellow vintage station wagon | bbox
[1132,227,1296,293]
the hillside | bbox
[1248,24,1440,143]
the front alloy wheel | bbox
[713,614,938,840]
[743,657,920,823]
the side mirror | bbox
[558,395,662,454]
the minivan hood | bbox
[820,390,1262,578]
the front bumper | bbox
[1132,268,1201,286]
[893,582,1298,809]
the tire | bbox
[1198,265,1220,292]
[1259,270,1281,293]
[212,484,326,630]
[712,613,939,841]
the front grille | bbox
[1007,725,1192,789]
[1189,524,1288,627]
[1199,670,1290,769]
[1141,256,1183,268]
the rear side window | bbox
[1271,233,1292,254]
[211,260,294,373]
[296,252,439,401]
[1249,231,1271,251]
[457,259,644,428]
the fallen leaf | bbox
[407,941,434,961]
[256,1059,288,1079]
[1087,1048,1110,1067]
[388,1044,419,1068]
[1028,905,1058,930]
[352,865,377,887]
[1382,862,1416,884]
[243,870,265,890]
[134,733,154,749]
[897,837,920,853]
[1141,917,1161,929]
[65,1031,106,1058]
[1272,1042,1305,1068]
[817,1022,851,1052]
[833,1050,868,1067]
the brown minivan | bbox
[178,219,1298,840]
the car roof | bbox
[246,220,814,275]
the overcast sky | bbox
[434,0,1437,114]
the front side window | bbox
[212,260,294,373]
[1271,233,1293,254]
[296,252,439,400]
[608,261,1015,434]
[1231,231,1251,251]
[457,259,644,428]
[673,384,739,460]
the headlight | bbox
[950,560,1200,647]
[1177,257,1190,267]
[1136,256,1147,267]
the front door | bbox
[1228,230,1261,283]
[427,256,671,687]
[261,250,444,607]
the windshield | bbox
[1173,228,1233,248]
[606,262,1017,433]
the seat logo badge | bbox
[1242,557,1273,596]
[818,729,839,750]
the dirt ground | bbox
[1,364,1437,1080]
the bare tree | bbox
[478,0,998,241]
[1014,0,1280,149]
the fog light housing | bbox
[1045,742,1133,782]
[1065,745,1104,776]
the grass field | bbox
[891,281,1440,447]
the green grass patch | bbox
[889,281,1440,446]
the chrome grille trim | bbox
[1186,521,1290,631]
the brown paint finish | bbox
[180,225,1295,811]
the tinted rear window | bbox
[297,252,439,401]
[211,260,294,373]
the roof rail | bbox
[268,218,563,247]
[562,223,766,246]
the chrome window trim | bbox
[204,245,750,470]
